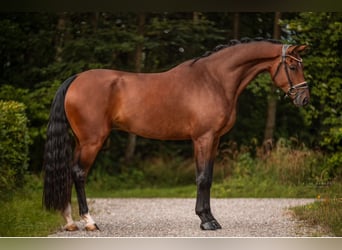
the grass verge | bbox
[291,197,342,236]
[86,174,342,199]
[0,184,63,236]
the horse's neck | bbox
[206,43,280,99]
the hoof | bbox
[85,223,100,231]
[200,220,222,230]
[64,223,79,231]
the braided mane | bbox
[191,37,282,65]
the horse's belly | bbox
[116,118,192,140]
[113,104,193,140]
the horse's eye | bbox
[289,64,297,71]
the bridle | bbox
[272,44,308,97]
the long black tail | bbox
[43,75,78,211]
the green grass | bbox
[0,187,63,236]
[87,170,342,199]
[291,198,342,236]
[87,180,341,199]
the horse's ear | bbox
[288,45,308,54]
[295,45,308,53]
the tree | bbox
[262,12,282,155]
[3,12,324,175]
[54,12,69,63]
[233,13,240,39]
[0,13,58,88]
[283,12,342,178]
[125,13,146,161]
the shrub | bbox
[264,143,321,185]
[219,138,327,186]
[0,101,30,200]
[325,151,342,181]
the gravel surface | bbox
[49,198,331,237]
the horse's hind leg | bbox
[60,147,79,231]
[62,202,79,231]
[61,140,103,231]
[72,138,105,231]
[71,137,107,231]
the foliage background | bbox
[0,11,341,192]
[0,101,30,200]
[0,12,341,237]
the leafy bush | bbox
[0,81,62,172]
[0,101,30,200]
[283,13,342,181]
[325,151,342,181]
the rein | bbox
[272,45,308,97]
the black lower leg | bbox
[72,164,89,216]
[195,160,221,230]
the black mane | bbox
[191,37,282,65]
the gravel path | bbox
[49,198,330,237]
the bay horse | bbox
[43,39,310,231]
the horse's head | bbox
[271,44,310,107]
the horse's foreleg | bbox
[193,135,221,230]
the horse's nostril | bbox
[302,97,309,106]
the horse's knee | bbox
[196,173,212,189]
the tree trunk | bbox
[92,12,99,33]
[233,12,240,39]
[263,12,281,156]
[193,12,200,24]
[54,12,68,63]
[125,13,146,162]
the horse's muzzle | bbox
[293,92,310,107]
[302,96,309,106]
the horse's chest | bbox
[218,105,237,136]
